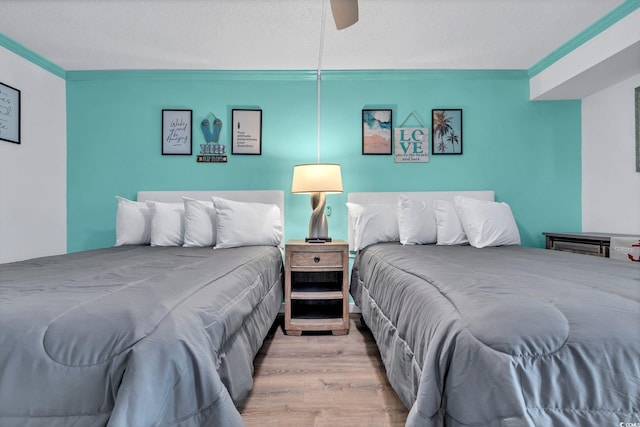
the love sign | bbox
[394,127,429,163]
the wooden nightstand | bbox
[284,240,349,336]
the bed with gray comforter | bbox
[351,243,639,426]
[0,245,283,427]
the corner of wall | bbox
[0,43,67,263]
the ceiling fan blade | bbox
[330,0,358,30]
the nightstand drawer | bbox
[290,250,343,268]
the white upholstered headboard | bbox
[347,190,495,251]
[137,190,285,235]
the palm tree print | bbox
[432,109,462,154]
[433,111,452,140]
[446,132,459,147]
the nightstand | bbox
[284,240,349,336]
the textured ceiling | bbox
[0,0,627,71]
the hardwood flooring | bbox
[239,314,409,426]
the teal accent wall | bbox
[67,70,581,252]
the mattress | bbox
[351,243,640,426]
[0,245,283,427]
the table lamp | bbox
[292,163,343,243]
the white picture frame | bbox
[162,109,192,155]
[232,109,262,155]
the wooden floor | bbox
[239,314,409,426]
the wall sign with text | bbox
[232,109,262,155]
[394,127,429,163]
[162,109,192,155]
[198,112,227,163]
[0,82,21,144]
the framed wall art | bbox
[362,109,392,155]
[0,82,21,144]
[636,86,640,172]
[162,109,192,155]
[232,109,262,155]
[432,109,462,155]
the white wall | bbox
[530,9,640,101]
[529,7,640,235]
[0,46,67,263]
[582,72,640,235]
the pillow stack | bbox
[114,196,283,248]
[347,195,520,251]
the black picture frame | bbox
[232,109,262,155]
[432,109,463,155]
[162,109,192,155]
[0,81,21,144]
[636,86,640,172]
[362,109,392,155]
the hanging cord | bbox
[317,0,328,163]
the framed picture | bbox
[432,109,463,155]
[0,82,21,144]
[162,109,192,155]
[232,109,262,155]
[636,86,640,172]
[362,109,392,155]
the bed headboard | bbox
[347,190,494,251]
[137,190,285,234]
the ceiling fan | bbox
[329,0,358,30]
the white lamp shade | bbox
[291,163,343,194]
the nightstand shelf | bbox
[290,291,344,300]
[284,240,349,336]
[289,318,345,327]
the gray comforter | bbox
[351,243,640,426]
[0,245,283,427]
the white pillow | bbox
[397,196,437,245]
[346,203,399,251]
[146,201,185,247]
[183,198,217,247]
[212,197,283,249]
[433,200,468,245]
[454,196,521,248]
[115,196,151,246]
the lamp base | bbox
[305,237,332,243]
[306,192,331,243]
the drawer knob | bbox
[313,256,321,263]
